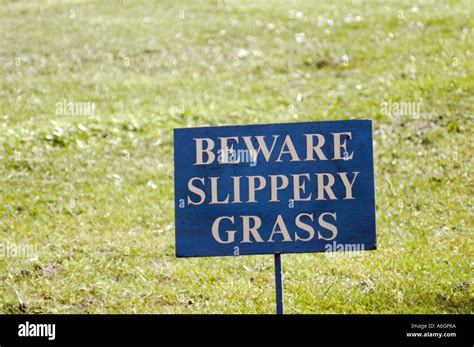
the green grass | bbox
[0,0,472,313]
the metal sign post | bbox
[274,253,283,314]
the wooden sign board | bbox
[174,120,376,257]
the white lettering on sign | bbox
[186,172,360,205]
[193,133,353,165]
[187,133,358,245]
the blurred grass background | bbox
[0,0,472,313]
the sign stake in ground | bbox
[274,253,283,314]
[174,120,376,313]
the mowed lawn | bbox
[0,0,472,313]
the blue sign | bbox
[174,120,376,257]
